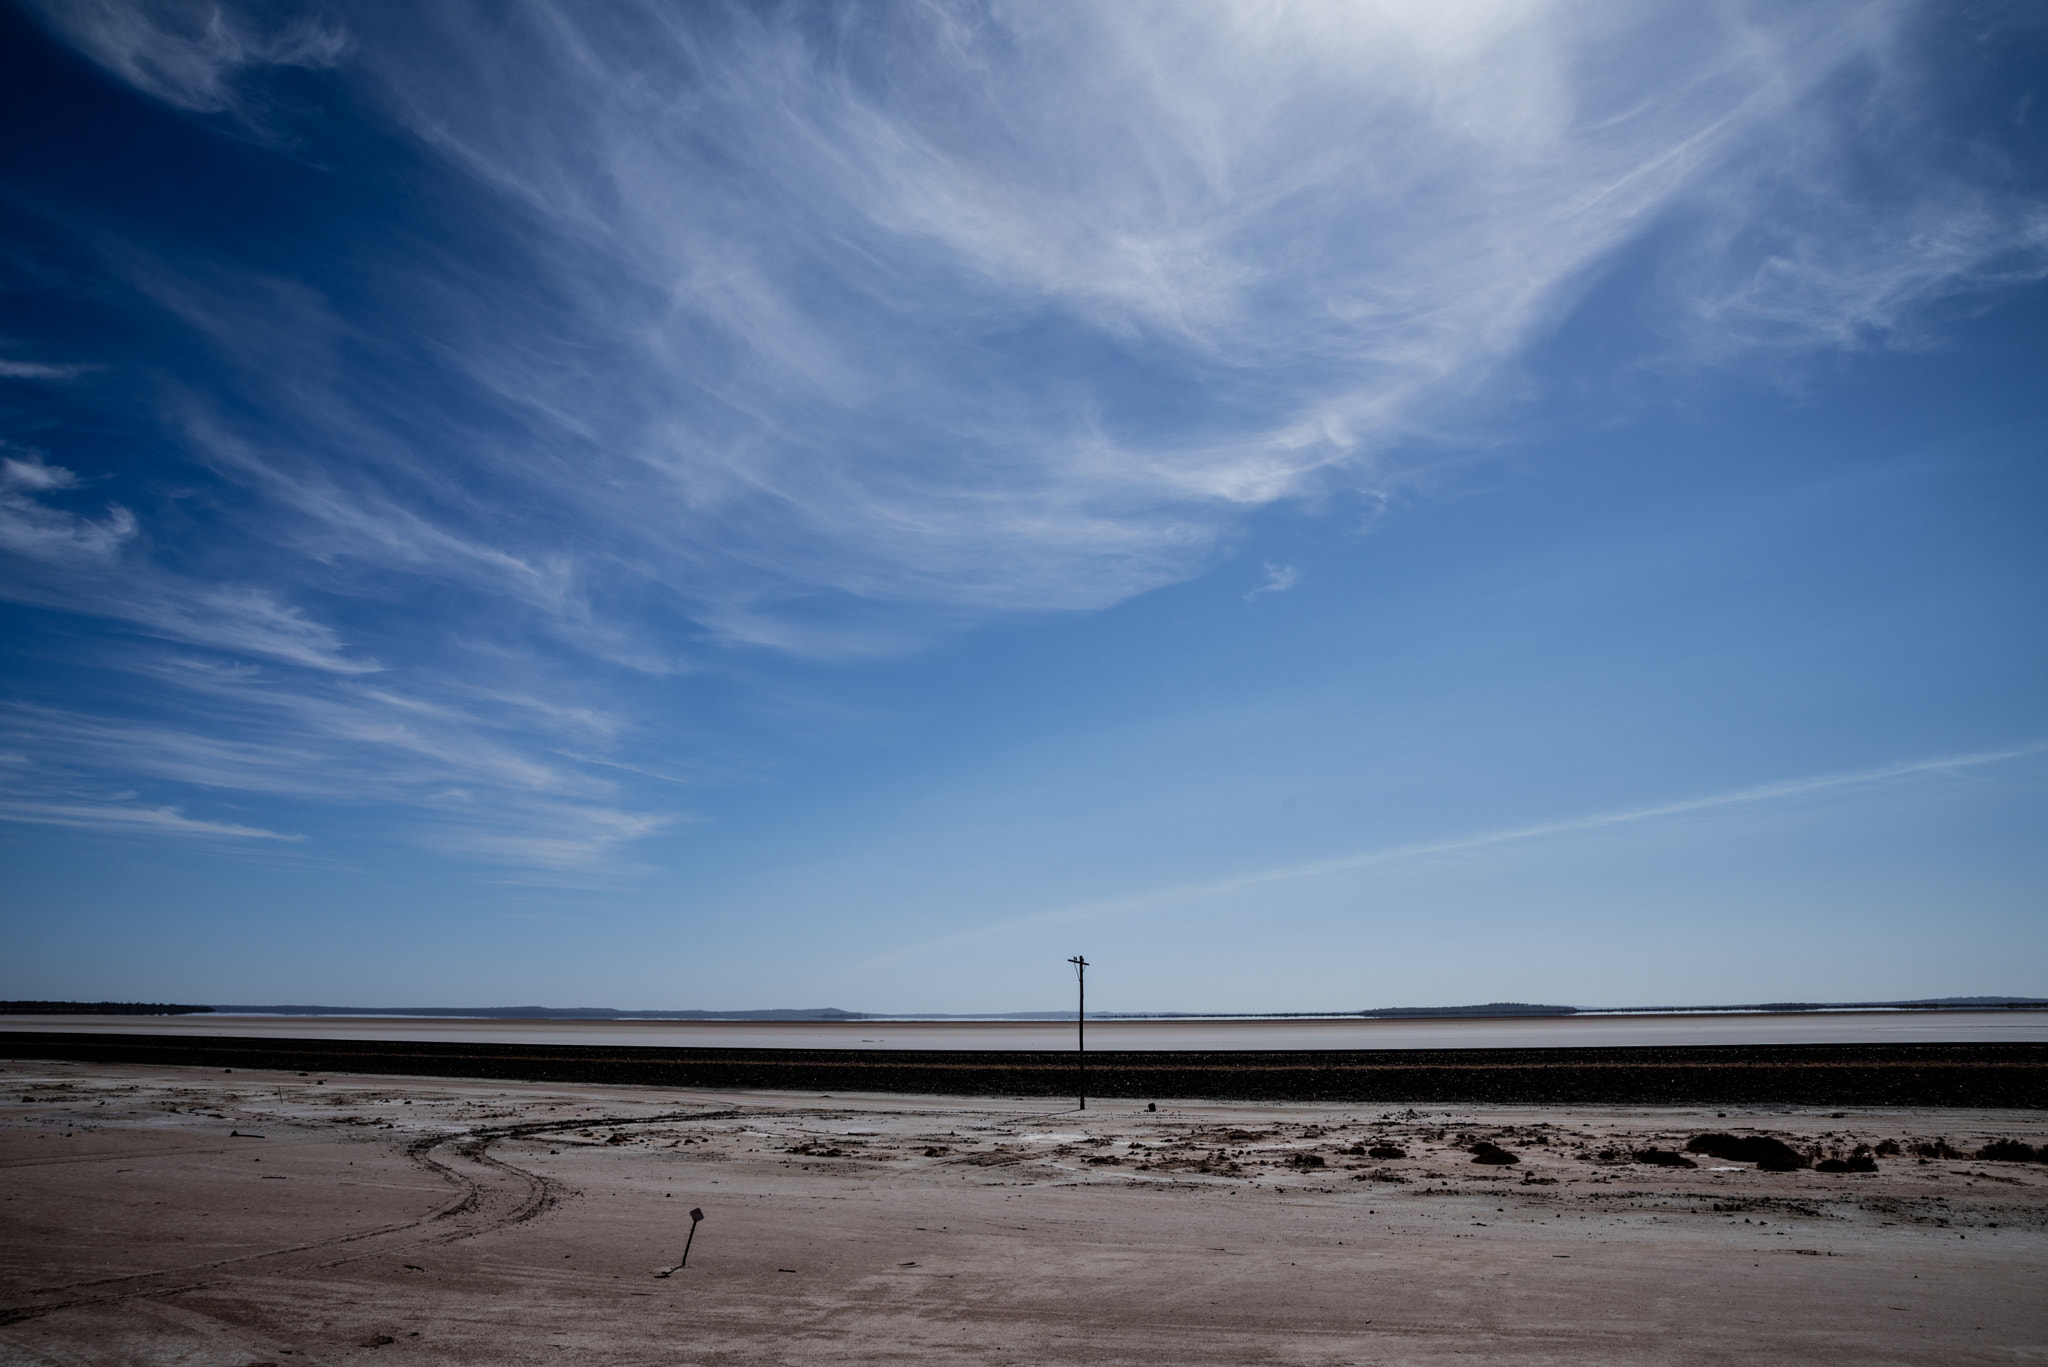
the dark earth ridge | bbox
[2,1032,2043,1106]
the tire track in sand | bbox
[0,1109,744,1325]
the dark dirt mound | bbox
[1814,1156,1877,1173]
[1976,1139,2041,1163]
[1366,1145,1407,1159]
[1686,1134,1808,1170]
[1470,1142,1520,1165]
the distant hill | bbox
[1359,1002,1578,1018]
[1601,996,2048,1013]
[205,1005,875,1020]
[0,1001,214,1015]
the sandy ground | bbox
[6,1010,2047,1052]
[2,1062,2043,1366]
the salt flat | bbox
[5,1009,2047,1052]
[2,1061,2043,1365]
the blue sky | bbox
[2,0,2044,1011]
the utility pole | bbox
[1067,955,1089,1110]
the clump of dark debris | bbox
[1632,1149,1698,1168]
[1686,1134,1807,1171]
[788,1143,850,1158]
[1814,1156,1877,1173]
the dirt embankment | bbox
[3,1032,2042,1106]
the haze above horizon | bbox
[2,0,2044,1013]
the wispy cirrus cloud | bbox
[852,740,2048,973]
[0,451,374,672]
[32,0,2046,633]
[0,796,302,841]
[28,0,345,114]
[0,438,683,863]
[7,0,2045,872]
[1244,563,1299,601]
[0,671,683,867]
[0,360,94,380]
[0,454,137,561]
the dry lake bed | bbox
[3,1061,2044,1365]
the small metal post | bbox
[1067,956,1089,1110]
[681,1207,703,1267]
